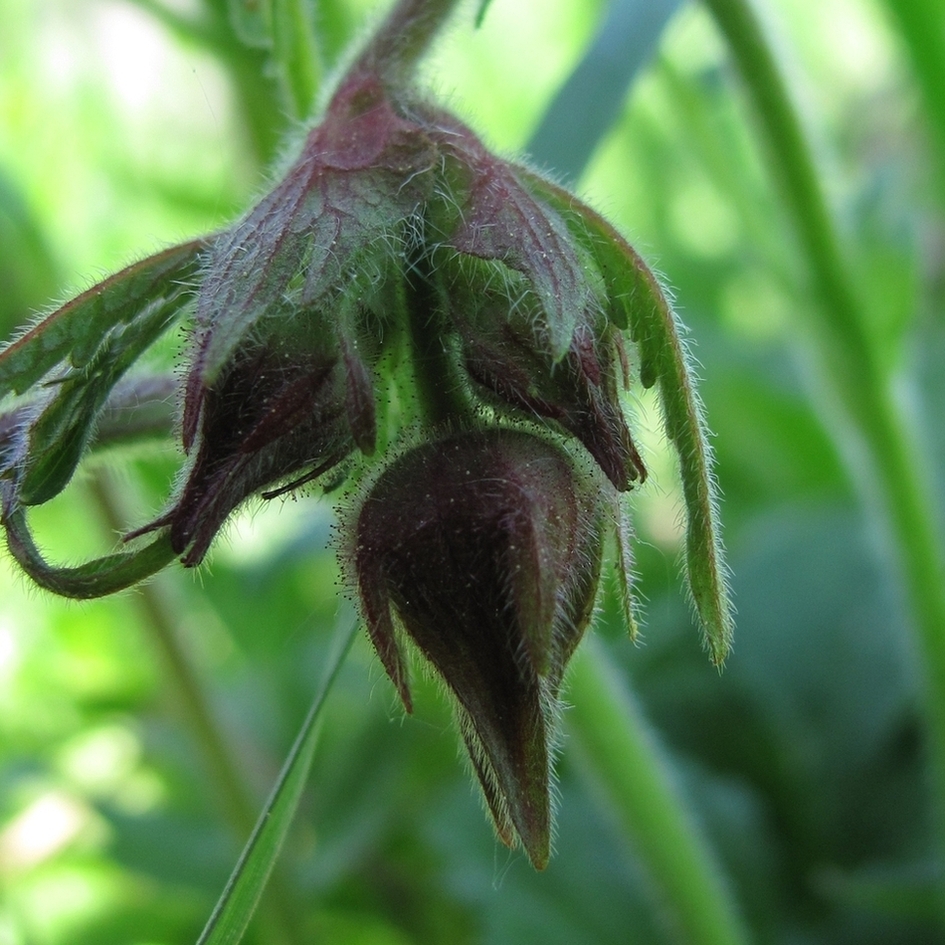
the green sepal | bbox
[2,503,177,599]
[0,375,178,483]
[20,293,187,506]
[523,173,733,664]
[613,494,641,645]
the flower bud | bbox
[350,429,610,868]
[135,69,654,567]
[403,104,648,491]
[440,256,646,491]
[184,70,438,409]
[131,312,376,566]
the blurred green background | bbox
[1,0,943,942]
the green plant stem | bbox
[702,0,945,915]
[882,0,945,189]
[271,0,322,120]
[198,616,359,945]
[567,640,749,945]
[89,476,304,945]
[2,504,177,598]
[353,0,465,85]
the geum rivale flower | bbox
[0,0,732,867]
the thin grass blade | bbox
[196,615,359,945]
[527,0,682,184]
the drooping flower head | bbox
[351,429,609,868]
[0,0,733,865]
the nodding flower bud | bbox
[128,67,650,565]
[132,312,377,565]
[0,0,733,867]
[350,429,610,869]
[441,256,646,491]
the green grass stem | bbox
[567,640,750,945]
[703,0,945,920]
[89,477,305,945]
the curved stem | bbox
[352,0,465,86]
[2,503,177,598]
[567,640,750,945]
[702,0,945,918]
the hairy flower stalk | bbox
[0,0,733,865]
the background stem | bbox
[567,640,750,945]
[271,0,322,120]
[702,0,945,919]
[89,475,305,945]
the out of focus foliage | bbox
[0,0,942,942]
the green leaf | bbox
[0,238,205,400]
[196,614,358,945]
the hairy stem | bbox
[703,0,945,918]
[568,640,750,945]
[353,0,465,85]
